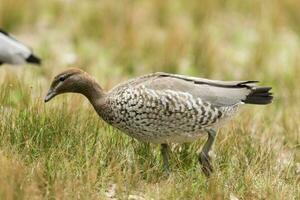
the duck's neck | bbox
[80,77,106,110]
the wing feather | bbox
[139,72,255,106]
[111,72,270,107]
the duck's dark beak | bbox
[44,89,56,103]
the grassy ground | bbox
[0,0,299,199]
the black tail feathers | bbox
[26,54,41,65]
[243,87,273,105]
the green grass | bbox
[0,0,299,199]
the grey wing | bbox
[135,72,259,107]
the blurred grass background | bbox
[0,0,299,199]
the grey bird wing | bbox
[132,72,258,107]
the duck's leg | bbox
[198,129,216,177]
[161,143,170,173]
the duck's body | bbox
[99,75,240,143]
[45,68,273,176]
[0,29,41,66]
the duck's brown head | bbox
[44,68,103,102]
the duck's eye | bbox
[59,76,66,82]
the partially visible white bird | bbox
[0,29,41,66]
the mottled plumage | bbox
[101,83,237,143]
[98,72,270,143]
[45,68,273,176]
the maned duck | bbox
[45,68,273,176]
[0,29,41,66]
